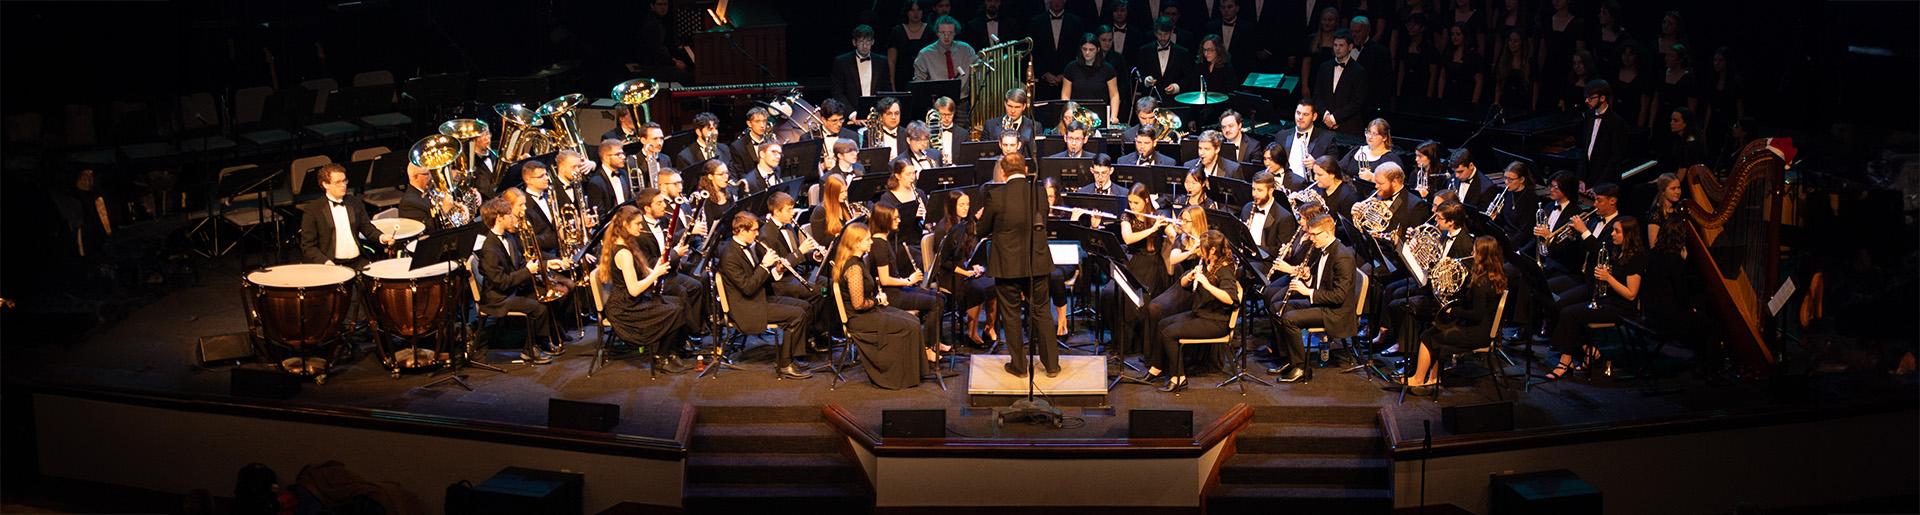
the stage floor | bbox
[7,260,1910,443]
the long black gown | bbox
[605,250,687,356]
[837,259,929,389]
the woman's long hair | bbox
[822,174,849,237]
[831,222,873,285]
[596,205,645,284]
[870,203,899,236]
[1612,216,1646,263]
[1653,172,1680,214]
[1199,229,1236,275]
[1469,235,1508,293]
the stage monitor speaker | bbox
[881,409,946,438]
[1443,400,1514,435]
[472,467,584,515]
[548,398,619,432]
[230,367,301,399]
[198,332,254,366]
[1128,409,1193,439]
[1490,469,1601,515]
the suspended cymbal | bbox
[1174,91,1229,105]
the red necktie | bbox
[945,50,957,79]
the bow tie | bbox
[1297,131,1310,140]
[856,55,871,63]
[986,15,998,22]
[1113,25,1126,32]
[782,224,797,232]
[1221,20,1235,27]
[1158,44,1171,52]
[329,199,345,207]
[1050,12,1064,20]
[1252,207,1267,216]
[1333,60,1349,68]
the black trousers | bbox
[1385,292,1438,349]
[1144,286,1195,368]
[1275,300,1335,368]
[1158,312,1231,376]
[1549,302,1632,355]
[762,295,811,366]
[664,272,710,335]
[995,275,1057,373]
[884,286,944,349]
[494,295,554,353]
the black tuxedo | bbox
[1311,58,1371,134]
[519,187,564,252]
[1066,0,1123,27]
[1451,172,1499,211]
[715,237,810,364]
[1354,42,1392,108]
[1135,43,1195,95]
[830,52,891,108]
[633,152,672,189]
[742,167,783,196]
[981,116,1038,146]
[1117,151,1176,166]
[1278,126,1335,189]
[397,184,437,230]
[1205,17,1262,68]
[476,230,552,349]
[1074,181,1123,197]
[674,143,723,171]
[965,13,1024,51]
[1225,133,1265,165]
[1580,109,1630,181]
[471,152,504,196]
[583,162,635,216]
[1184,157,1247,181]
[1241,199,1298,256]
[297,195,382,265]
[1276,241,1359,368]
[1385,188,1432,233]
[1028,11,1088,82]
[1494,187,1542,248]
[728,132,774,174]
[978,174,1058,373]
[601,126,641,144]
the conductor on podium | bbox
[977,152,1059,378]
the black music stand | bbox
[1040,156,1095,189]
[1178,139,1239,164]
[417,222,504,391]
[918,164,980,193]
[1035,136,1110,158]
[972,157,1001,183]
[847,173,890,204]
[906,79,961,118]
[856,146,894,175]
[662,130,696,163]
[955,140,1000,165]
[1045,222,1123,352]
[780,139,824,182]
[1211,176,1254,207]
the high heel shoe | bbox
[1541,361,1574,381]
[1161,376,1189,393]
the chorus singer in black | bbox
[976,152,1059,378]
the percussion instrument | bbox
[361,258,461,373]
[373,218,426,241]
[244,264,356,350]
[1174,91,1229,105]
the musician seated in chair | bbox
[981,87,1038,146]
[1544,216,1644,381]
[1529,173,1585,274]
[1547,182,1623,310]
[475,197,569,364]
[583,138,635,216]
[728,107,778,173]
[1118,126,1176,166]
[1075,154,1122,196]
[1398,236,1509,392]
[743,141,785,196]
[901,121,944,170]
[674,112,724,170]
[1376,201,1475,355]
[515,163,564,254]
[398,162,439,231]
[1183,130,1245,181]
[636,187,713,338]
[1051,120,1096,160]
[597,205,691,374]
[717,212,817,380]
[1131,230,1240,393]
[1269,214,1357,383]
[299,164,391,268]
[866,204,954,360]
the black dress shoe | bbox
[777,364,815,380]
[520,350,554,365]
[1044,365,1062,378]
[1276,366,1312,383]
[653,355,688,374]
[545,341,568,357]
[1003,362,1028,378]
[1161,377,1189,393]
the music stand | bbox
[856,146,894,175]
[906,79,961,118]
[1150,164,1190,199]
[847,172,890,204]
[662,130,696,163]
[416,222,504,391]
[781,139,824,182]
[857,92,911,120]
[1211,175,1254,207]
[1035,137,1109,158]
[972,157,1002,184]
[919,164,980,193]
[955,140,1000,165]
[1109,164,1158,195]
[1040,156,1094,189]
[1179,139,1239,164]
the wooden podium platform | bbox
[966,354,1109,407]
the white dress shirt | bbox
[328,196,358,261]
[856,53,875,97]
[601,165,628,205]
[1289,129,1313,178]
[1249,200,1273,248]
[1588,105,1609,159]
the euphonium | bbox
[408,134,475,228]
[536,93,588,156]
[1070,103,1102,133]
[612,78,660,131]
[495,103,548,162]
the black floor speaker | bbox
[1129,409,1193,438]
[1442,400,1514,434]
[230,367,301,399]
[881,409,946,438]
[472,467,583,515]
[548,398,620,432]
[1490,469,1601,515]
[198,332,255,366]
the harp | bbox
[1683,139,1788,376]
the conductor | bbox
[977,152,1059,378]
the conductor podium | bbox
[966,354,1109,407]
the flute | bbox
[1126,209,1183,226]
[1051,205,1119,220]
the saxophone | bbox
[517,215,569,302]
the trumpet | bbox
[1588,244,1613,309]
[1486,187,1510,219]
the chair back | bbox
[351,146,391,163]
[714,273,733,316]
[1489,290,1510,340]
[290,155,334,196]
[831,281,851,325]
[1352,267,1371,316]
[234,86,274,125]
[589,269,608,315]
[466,256,484,303]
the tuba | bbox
[612,78,660,129]
[1350,195,1393,234]
[1151,108,1184,141]
[494,103,548,162]
[437,119,489,181]
[1068,102,1103,136]
[408,134,476,228]
[536,93,588,157]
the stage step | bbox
[1232,423,1385,455]
[1205,484,1394,514]
[1210,406,1393,515]
[1217,454,1391,486]
[684,405,871,513]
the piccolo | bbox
[1050,205,1118,219]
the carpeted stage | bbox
[11,259,1906,445]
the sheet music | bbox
[1049,242,1081,266]
[1111,263,1144,308]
